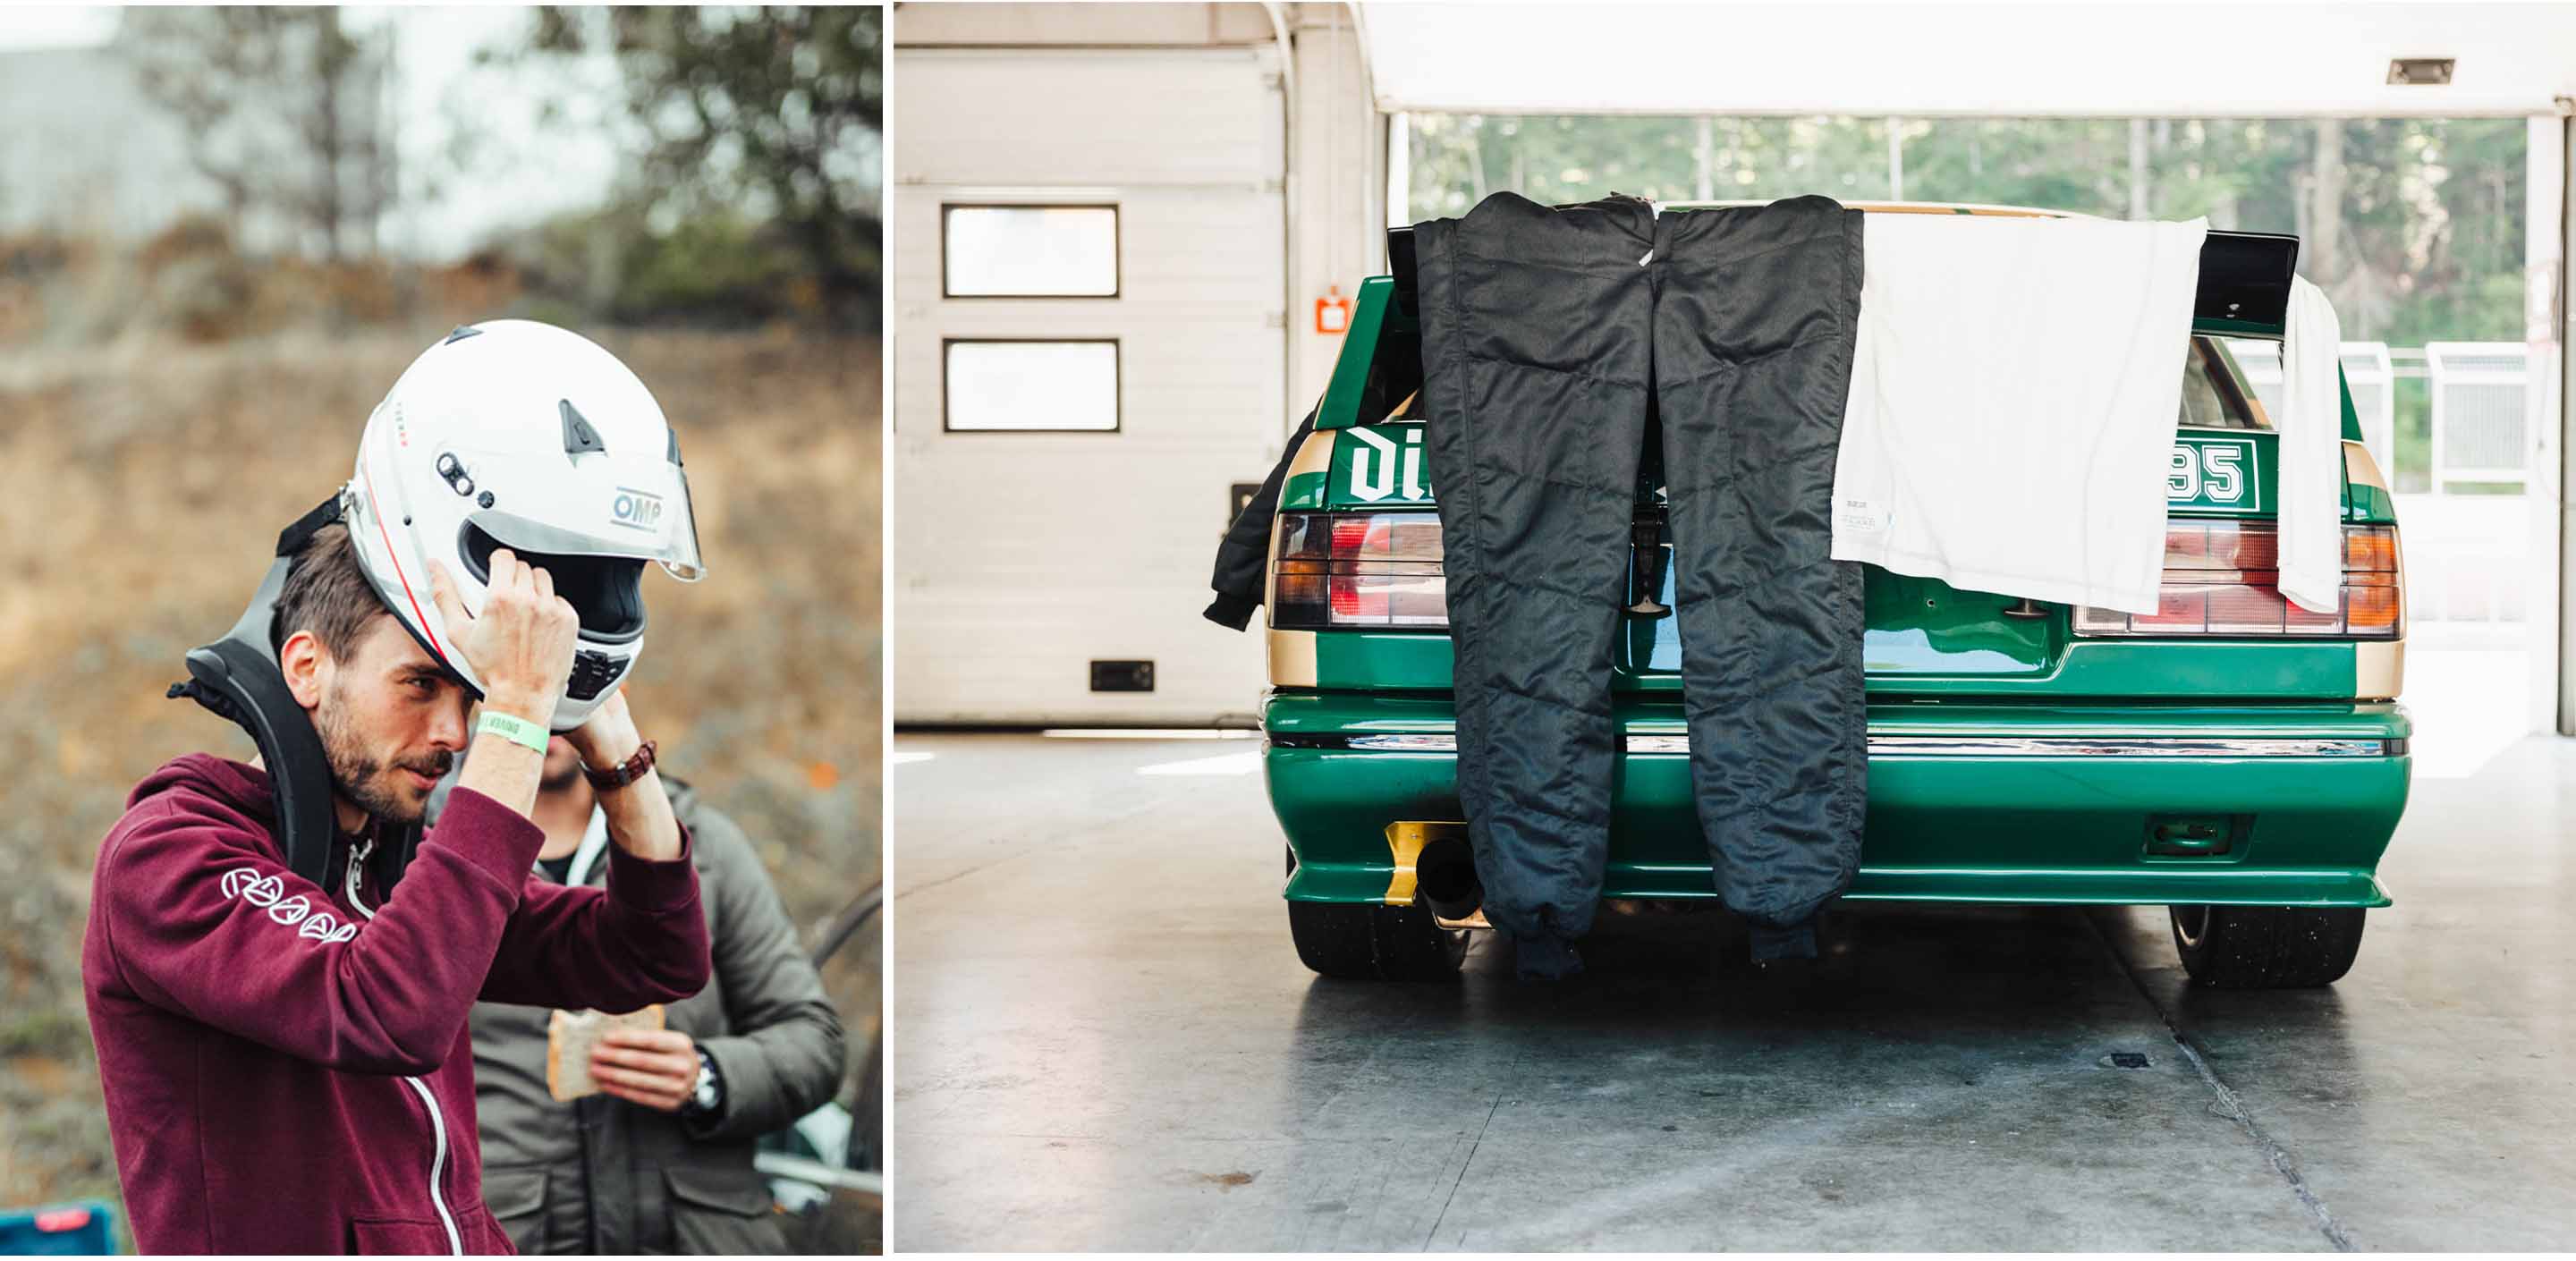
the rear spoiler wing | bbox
[1322,222,2299,433]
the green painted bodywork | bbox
[1269,694,2407,909]
[1276,258,2408,912]
[1317,276,1414,433]
[1306,625,2380,699]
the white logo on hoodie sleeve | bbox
[219,867,359,944]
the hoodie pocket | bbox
[351,1216,455,1256]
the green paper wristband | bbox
[476,709,551,753]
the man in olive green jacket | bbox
[436,741,846,1254]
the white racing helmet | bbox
[343,319,704,731]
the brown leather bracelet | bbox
[581,739,657,792]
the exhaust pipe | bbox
[1415,836,1483,920]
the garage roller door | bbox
[892,47,1286,724]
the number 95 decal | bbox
[2167,438,2256,507]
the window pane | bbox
[945,206,1118,297]
[2219,336,2285,426]
[945,341,1119,432]
[2181,337,2267,431]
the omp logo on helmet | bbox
[220,867,358,944]
[1345,427,1429,504]
[611,486,665,533]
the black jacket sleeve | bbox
[1204,402,1320,630]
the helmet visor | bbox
[657,469,705,582]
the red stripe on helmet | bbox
[357,459,448,665]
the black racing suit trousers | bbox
[1413,192,1867,976]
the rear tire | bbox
[2169,904,2365,988]
[1286,845,1468,980]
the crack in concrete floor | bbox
[2089,908,2356,1252]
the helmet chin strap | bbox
[167,495,422,892]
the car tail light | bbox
[2076,521,2400,638]
[1272,511,1448,629]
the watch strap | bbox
[582,740,658,791]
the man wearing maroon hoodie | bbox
[81,524,713,1255]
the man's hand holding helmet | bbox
[428,549,580,730]
[427,552,682,861]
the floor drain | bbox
[2106,1051,2152,1069]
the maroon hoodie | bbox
[81,754,712,1255]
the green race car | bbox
[1262,203,2406,988]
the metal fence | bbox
[2224,339,2535,629]
[2425,342,2531,490]
[2341,343,2396,472]
[2226,339,2536,494]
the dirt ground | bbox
[0,328,884,1223]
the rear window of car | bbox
[2181,335,2270,431]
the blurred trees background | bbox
[502,4,884,328]
[0,4,882,347]
[1410,114,2527,346]
[120,7,397,263]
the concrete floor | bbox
[891,730,2576,1251]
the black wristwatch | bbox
[682,1048,723,1116]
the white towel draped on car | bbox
[1829,214,2210,615]
[2275,275,2344,614]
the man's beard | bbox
[317,683,455,826]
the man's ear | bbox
[280,629,328,711]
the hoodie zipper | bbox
[344,836,464,1257]
[399,1078,465,1255]
[343,836,377,918]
